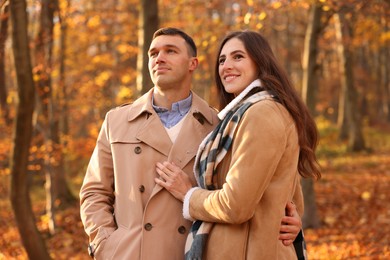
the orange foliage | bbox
[1,151,389,259]
[1,0,390,259]
[305,153,390,259]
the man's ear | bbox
[189,57,199,72]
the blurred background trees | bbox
[0,0,389,258]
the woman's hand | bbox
[155,161,193,202]
[279,201,302,246]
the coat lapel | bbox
[127,89,172,156]
[168,112,212,168]
[150,92,218,197]
[135,113,172,157]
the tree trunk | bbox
[379,15,390,122]
[0,3,11,125]
[35,0,57,234]
[335,13,366,151]
[301,179,320,229]
[9,0,51,259]
[300,2,322,229]
[136,0,158,96]
[55,0,76,207]
[301,2,322,114]
[380,45,390,122]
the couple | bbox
[80,27,320,259]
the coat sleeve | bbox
[188,102,296,224]
[79,112,117,255]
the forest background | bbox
[1,0,390,259]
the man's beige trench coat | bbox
[80,89,219,260]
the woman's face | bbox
[218,37,258,96]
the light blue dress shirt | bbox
[152,93,192,129]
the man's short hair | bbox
[153,27,197,57]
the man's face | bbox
[148,35,197,90]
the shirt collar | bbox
[152,92,192,116]
[127,88,215,126]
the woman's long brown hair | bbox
[215,30,321,179]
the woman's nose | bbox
[221,59,232,70]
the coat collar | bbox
[189,91,215,125]
[127,88,215,126]
[127,89,155,122]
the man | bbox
[80,27,302,259]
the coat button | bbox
[139,185,145,193]
[134,146,142,154]
[178,226,186,234]
[144,223,153,231]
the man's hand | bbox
[279,201,302,246]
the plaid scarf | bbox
[184,82,275,260]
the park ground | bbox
[1,122,390,259]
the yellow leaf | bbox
[272,2,282,9]
[95,71,111,87]
[361,191,371,201]
[117,87,133,101]
[258,12,267,21]
[87,15,101,28]
[121,75,132,84]
[324,215,336,225]
[244,13,251,24]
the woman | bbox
[155,30,321,259]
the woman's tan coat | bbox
[80,89,219,260]
[189,100,304,260]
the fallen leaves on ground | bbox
[305,153,390,259]
[1,152,389,259]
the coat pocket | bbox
[205,221,250,259]
[99,226,126,260]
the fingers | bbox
[156,161,184,186]
[157,161,178,172]
[280,222,299,234]
[155,162,173,189]
[155,177,167,188]
[285,201,296,217]
[281,215,300,226]
[279,223,298,244]
[155,166,168,182]
[280,202,302,245]
[156,162,173,183]
[284,201,302,230]
[155,162,191,202]
[279,234,295,245]
[281,239,293,246]
[156,161,182,179]
[279,217,301,245]
[156,162,172,175]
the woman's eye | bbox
[234,54,243,60]
[219,58,225,64]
